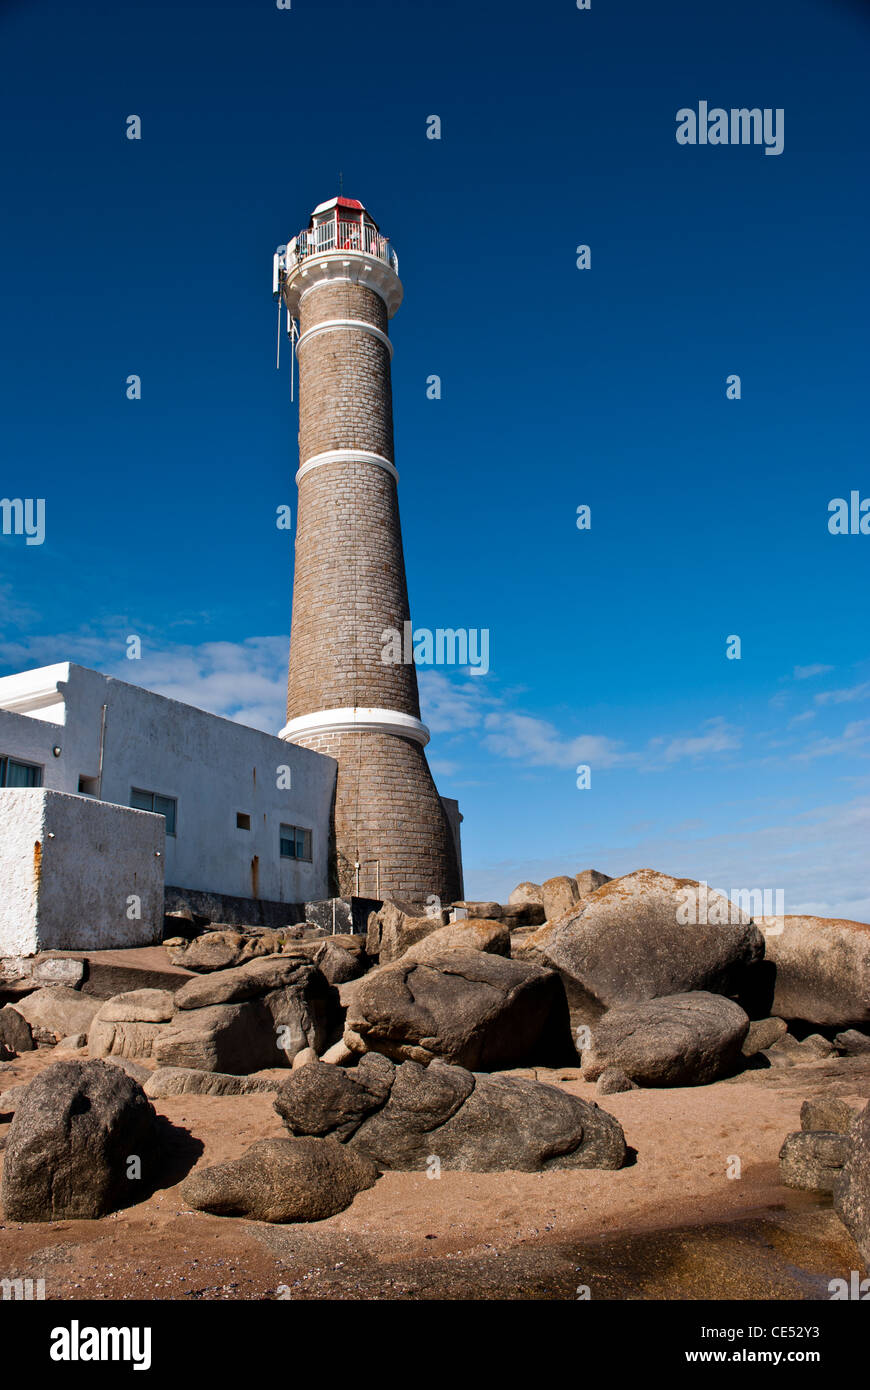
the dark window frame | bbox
[0,755,43,788]
[280,823,312,862]
[130,786,177,836]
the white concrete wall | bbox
[0,664,336,905]
[0,789,165,955]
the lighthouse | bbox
[275,196,462,908]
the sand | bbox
[1,1047,867,1300]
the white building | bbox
[0,663,339,954]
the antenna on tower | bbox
[339,170,344,196]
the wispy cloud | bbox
[794,663,834,680]
[482,711,627,769]
[815,680,870,706]
[646,717,742,765]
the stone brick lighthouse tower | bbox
[274,196,461,908]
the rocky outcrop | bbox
[9,986,101,1044]
[581,992,750,1087]
[834,1102,870,1267]
[88,989,176,1060]
[274,1055,627,1172]
[541,876,580,921]
[180,1136,379,1222]
[1,1059,159,1221]
[534,869,764,1026]
[344,948,574,1069]
[143,1067,281,1098]
[365,902,449,964]
[779,1131,851,1192]
[508,882,543,907]
[762,916,870,1028]
[397,919,510,964]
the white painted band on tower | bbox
[295,449,399,485]
[279,707,430,747]
[295,319,393,358]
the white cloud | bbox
[646,717,742,765]
[793,663,834,680]
[482,711,627,769]
[814,680,870,706]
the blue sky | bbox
[1,0,868,915]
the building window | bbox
[236,812,251,831]
[280,824,312,861]
[131,787,177,836]
[0,756,43,788]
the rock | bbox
[345,948,574,1069]
[143,1067,278,1098]
[575,869,611,898]
[779,1131,851,1192]
[275,1056,626,1172]
[596,1068,636,1095]
[164,929,245,972]
[275,1055,395,1141]
[508,882,544,907]
[538,869,764,1027]
[11,987,101,1043]
[87,990,177,1060]
[32,957,85,989]
[398,919,510,964]
[581,992,750,1087]
[180,1136,379,1222]
[321,1039,354,1066]
[801,1033,836,1059]
[165,927,289,973]
[742,1016,788,1056]
[152,1001,276,1074]
[542,875,580,920]
[102,1056,152,1083]
[171,959,338,1065]
[801,1097,861,1134]
[0,1004,34,1054]
[173,956,320,1010]
[292,1046,317,1070]
[366,902,448,964]
[0,1082,29,1115]
[498,902,546,928]
[452,901,502,919]
[834,1029,870,1056]
[313,938,364,985]
[834,1102,870,1266]
[0,1059,158,1221]
[99,988,176,1022]
[56,1033,88,1051]
[762,915,870,1028]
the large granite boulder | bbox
[274,1055,626,1172]
[88,989,176,1059]
[180,1136,379,1223]
[531,868,764,1026]
[165,927,291,973]
[541,875,580,920]
[397,919,510,964]
[9,986,101,1044]
[780,1131,852,1193]
[761,916,870,1028]
[365,902,449,964]
[835,1103,870,1268]
[508,882,544,907]
[1,1059,159,1221]
[344,948,573,1069]
[152,1001,276,1073]
[581,992,750,1087]
[0,1004,34,1054]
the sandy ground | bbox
[0,1047,867,1300]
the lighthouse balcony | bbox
[288,217,398,275]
